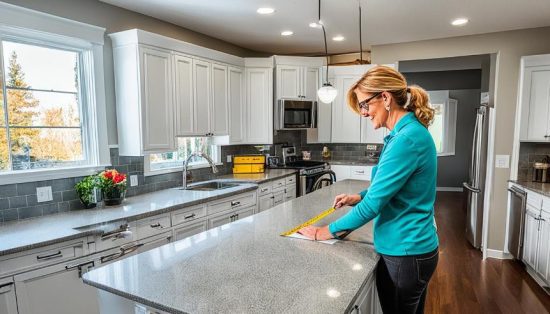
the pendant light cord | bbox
[319,0,330,85]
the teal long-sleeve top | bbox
[329,112,439,256]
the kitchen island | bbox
[83,180,380,314]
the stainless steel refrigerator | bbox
[463,104,490,249]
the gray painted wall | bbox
[1,0,262,145]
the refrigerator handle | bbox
[469,110,480,185]
[463,182,481,193]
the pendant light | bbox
[316,0,338,104]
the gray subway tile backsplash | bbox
[518,143,550,181]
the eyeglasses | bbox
[358,92,382,111]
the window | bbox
[428,91,457,156]
[146,137,219,175]
[0,41,86,171]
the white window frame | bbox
[0,2,109,184]
[428,91,457,157]
[144,145,222,177]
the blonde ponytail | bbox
[347,66,435,128]
[407,85,434,128]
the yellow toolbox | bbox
[233,155,265,173]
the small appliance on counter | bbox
[532,158,550,183]
[232,155,265,174]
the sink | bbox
[178,181,240,191]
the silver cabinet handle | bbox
[355,170,365,174]
[261,188,269,192]
[0,282,14,294]
[544,135,550,138]
[101,225,132,241]
[184,213,196,220]
[65,260,95,278]
[231,201,241,207]
[36,250,62,261]
[120,243,144,255]
[150,223,163,229]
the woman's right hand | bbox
[333,194,362,209]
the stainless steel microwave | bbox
[275,99,317,130]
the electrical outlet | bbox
[227,155,232,163]
[130,175,138,187]
[36,186,53,202]
[366,144,377,151]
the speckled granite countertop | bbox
[83,180,376,314]
[509,180,550,197]
[327,159,378,166]
[216,169,297,183]
[0,182,259,256]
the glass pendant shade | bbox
[317,83,338,103]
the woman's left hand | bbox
[297,225,333,241]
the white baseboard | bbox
[436,187,463,192]
[486,249,514,260]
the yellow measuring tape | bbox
[280,207,336,236]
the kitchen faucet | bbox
[182,151,218,190]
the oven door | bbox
[276,100,317,130]
[300,171,335,196]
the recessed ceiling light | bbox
[309,22,322,28]
[257,7,275,15]
[281,31,294,36]
[451,18,469,26]
[332,35,345,41]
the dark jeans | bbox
[376,248,439,314]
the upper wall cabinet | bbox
[519,55,550,142]
[245,66,273,144]
[110,29,245,155]
[228,67,245,144]
[275,56,323,101]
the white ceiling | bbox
[100,0,550,55]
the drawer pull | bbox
[184,213,196,220]
[261,188,269,192]
[355,171,365,174]
[231,201,241,207]
[0,282,14,294]
[150,223,162,229]
[36,250,63,261]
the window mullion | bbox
[0,38,14,171]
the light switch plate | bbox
[495,155,510,168]
[130,175,138,187]
[36,186,53,202]
[227,155,232,163]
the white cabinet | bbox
[331,165,351,182]
[361,118,386,144]
[193,59,212,136]
[245,67,273,144]
[228,67,246,144]
[173,53,194,136]
[535,210,550,281]
[113,44,175,156]
[258,194,273,212]
[523,205,539,269]
[0,277,17,314]
[208,206,255,229]
[14,258,98,314]
[211,63,229,135]
[519,61,550,141]
[332,76,362,143]
[173,219,208,241]
[350,166,374,181]
[276,65,320,100]
[285,184,297,201]
[257,175,297,212]
[522,190,550,287]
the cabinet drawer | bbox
[272,178,286,189]
[207,192,256,215]
[93,223,136,253]
[0,239,85,276]
[272,187,285,206]
[527,191,543,209]
[172,204,206,226]
[350,166,372,181]
[136,214,171,240]
[285,175,297,185]
[285,184,297,200]
[173,219,208,242]
[543,196,550,214]
[258,183,272,196]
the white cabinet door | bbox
[208,211,234,229]
[277,65,301,99]
[535,212,550,281]
[272,188,285,207]
[285,184,297,201]
[303,67,320,101]
[246,67,273,144]
[211,63,229,135]
[14,260,98,314]
[332,76,361,143]
[524,66,550,141]
[173,219,208,241]
[229,67,246,144]
[0,277,17,314]
[331,165,351,182]
[234,206,255,221]
[258,194,274,212]
[174,53,194,136]
[193,59,211,136]
[137,232,172,254]
[361,117,386,144]
[523,207,540,269]
[140,46,174,152]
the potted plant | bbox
[75,175,98,209]
[97,169,127,206]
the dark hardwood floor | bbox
[424,192,550,314]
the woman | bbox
[299,66,439,314]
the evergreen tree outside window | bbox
[0,40,85,172]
